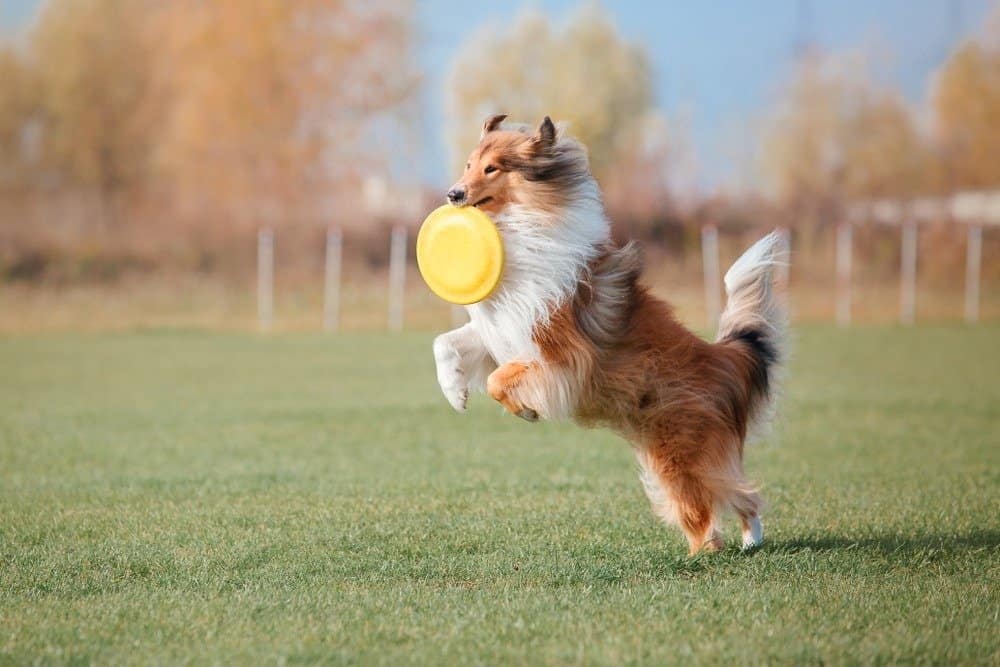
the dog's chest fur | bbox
[466,197,608,365]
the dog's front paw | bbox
[487,362,539,421]
[442,385,469,413]
[433,337,469,413]
[437,366,469,413]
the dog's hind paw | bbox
[741,516,763,551]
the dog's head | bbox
[446,115,591,216]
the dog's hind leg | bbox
[636,448,723,555]
[740,512,763,550]
[716,463,764,551]
[673,474,724,555]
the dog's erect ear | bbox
[481,114,508,139]
[532,116,557,150]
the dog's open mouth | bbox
[472,196,493,208]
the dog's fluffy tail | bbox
[716,230,789,436]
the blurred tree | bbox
[759,54,864,212]
[932,14,1000,190]
[760,53,933,224]
[30,0,158,229]
[154,0,419,230]
[0,45,39,189]
[842,92,930,199]
[601,111,681,237]
[446,4,653,180]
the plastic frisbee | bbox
[416,204,504,305]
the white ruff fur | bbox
[432,180,608,420]
[467,185,607,363]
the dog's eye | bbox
[484,165,498,174]
[465,163,470,171]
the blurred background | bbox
[1,0,998,333]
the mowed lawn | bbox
[1,326,998,664]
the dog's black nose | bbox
[447,187,466,205]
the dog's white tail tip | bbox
[723,230,788,295]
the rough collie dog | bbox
[433,114,787,555]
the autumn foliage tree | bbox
[760,54,862,211]
[0,45,38,190]
[29,0,158,229]
[0,0,418,242]
[153,1,418,231]
[932,12,1000,190]
[759,53,932,229]
[446,5,654,181]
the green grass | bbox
[1,326,998,664]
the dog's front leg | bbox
[432,322,495,412]
[487,361,576,422]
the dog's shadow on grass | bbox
[765,529,1000,556]
[442,530,999,585]
[586,529,1000,582]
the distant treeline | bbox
[0,1,998,285]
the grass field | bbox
[1,326,998,664]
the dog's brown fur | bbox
[484,244,772,554]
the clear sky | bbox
[3,0,994,190]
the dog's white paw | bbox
[433,337,469,413]
[442,385,469,412]
[436,359,468,412]
[741,516,763,550]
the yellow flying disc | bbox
[416,204,504,305]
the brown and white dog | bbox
[433,114,788,555]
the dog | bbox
[433,114,787,555]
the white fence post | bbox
[257,228,274,331]
[965,223,982,324]
[702,224,721,331]
[388,226,407,332]
[836,222,852,327]
[324,227,342,332]
[900,220,917,326]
